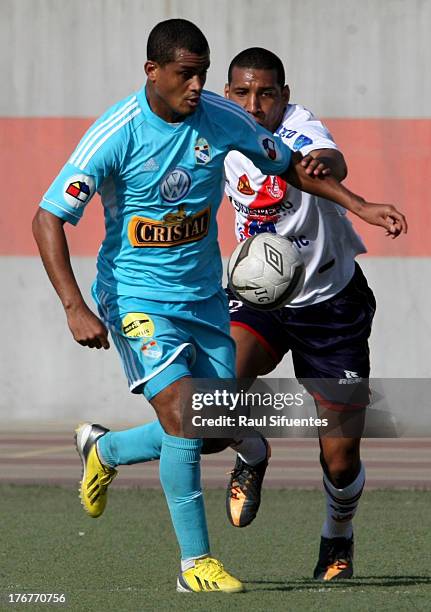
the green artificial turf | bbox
[1,486,431,611]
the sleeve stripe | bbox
[69,96,137,165]
[203,93,257,131]
[72,101,139,168]
[42,197,81,219]
[202,93,257,132]
[78,108,142,170]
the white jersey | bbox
[224,103,367,307]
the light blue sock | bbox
[159,433,210,560]
[97,420,163,467]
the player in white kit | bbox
[219,48,407,580]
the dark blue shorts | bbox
[226,263,376,409]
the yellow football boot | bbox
[74,423,117,518]
[177,557,244,593]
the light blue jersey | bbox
[40,87,291,301]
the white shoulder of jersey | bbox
[225,102,338,170]
[277,104,339,155]
[281,103,319,127]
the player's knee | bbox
[151,384,186,437]
[327,464,359,489]
[161,410,183,436]
[320,448,361,488]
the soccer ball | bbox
[228,233,305,310]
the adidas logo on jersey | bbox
[142,158,159,172]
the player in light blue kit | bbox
[33,19,406,593]
[33,19,291,593]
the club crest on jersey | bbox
[160,167,191,202]
[122,313,155,338]
[194,137,211,165]
[259,135,278,160]
[293,134,313,151]
[237,174,255,196]
[128,204,210,247]
[265,176,284,199]
[63,174,95,208]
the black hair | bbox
[147,19,209,65]
[228,47,285,86]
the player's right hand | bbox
[358,202,408,238]
[65,304,110,349]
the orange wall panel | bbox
[1,118,429,256]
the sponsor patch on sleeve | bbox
[293,134,313,151]
[63,174,96,208]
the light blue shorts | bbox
[92,284,236,400]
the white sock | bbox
[321,462,365,539]
[230,436,267,466]
[181,554,209,572]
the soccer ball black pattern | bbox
[228,233,305,310]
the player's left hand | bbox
[300,154,332,177]
[357,202,408,238]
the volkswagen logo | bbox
[160,168,191,203]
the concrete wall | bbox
[1,0,430,117]
[1,256,430,424]
[0,0,430,423]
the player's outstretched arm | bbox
[283,152,408,238]
[32,209,110,349]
